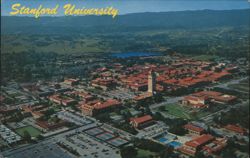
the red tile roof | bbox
[130,115,153,124]
[185,134,214,148]
[184,96,207,102]
[224,124,246,134]
[193,91,222,97]
[178,147,196,156]
[134,92,153,101]
[184,124,205,133]
[94,99,121,110]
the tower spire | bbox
[148,69,156,94]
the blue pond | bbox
[168,141,182,148]
[111,52,162,58]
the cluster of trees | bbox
[38,108,56,121]
[153,112,188,136]
[114,123,138,135]
[167,118,188,136]
[120,146,138,158]
[133,138,167,153]
[120,138,175,158]
[95,113,111,123]
[23,130,44,142]
[7,111,25,122]
[221,137,249,157]
[213,106,249,129]
[2,51,58,82]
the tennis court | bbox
[85,127,105,136]
[96,132,115,141]
[108,137,128,147]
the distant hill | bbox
[1,9,249,34]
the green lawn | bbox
[136,149,157,158]
[15,126,42,138]
[158,104,193,120]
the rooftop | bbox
[185,134,214,148]
[130,115,153,124]
[184,124,205,133]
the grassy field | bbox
[136,149,157,158]
[158,103,193,120]
[2,35,105,54]
[15,126,42,138]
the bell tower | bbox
[148,70,156,94]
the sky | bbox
[1,0,249,16]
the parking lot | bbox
[104,89,136,100]
[0,125,22,145]
[57,111,93,126]
[2,111,131,158]
[59,131,121,158]
[5,143,74,158]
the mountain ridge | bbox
[1,9,249,34]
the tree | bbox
[37,135,44,141]
[159,106,166,111]
[195,151,205,158]
[23,130,31,142]
[44,108,55,116]
[160,146,174,158]
[120,146,137,158]
[134,138,166,152]
[153,112,165,121]
[95,113,111,122]
[154,93,164,103]
[168,118,187,136]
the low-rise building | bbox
[179,134,227,157]
[182,96,209,108]
[224,124,248,135]
[130,115,155,129]
[133,92,153,102]
[49,95,76,106]
[184,123,206,135]
[64,79,80,86]
[36,120,67,132]
[82,99,121,116]
[182,91,237,108]
[91,78,116,90]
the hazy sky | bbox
[1,0,249,16]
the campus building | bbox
[48,95,76,106]
[224,124,248,135]
[81,99,121,116]
[184,123,206,135]
[130,115,155,129]
[182,91,237,108]
[179,134,227,156]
